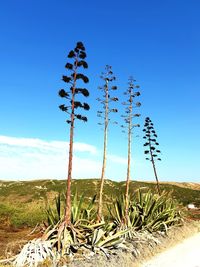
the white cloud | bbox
[0,135,97,155]
[0,135,99,180]
[0,135,142,181]
[74,142,97,154]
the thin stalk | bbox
[149,139,161,195]
[97,80,109,222]
[64,57,78,225]
[125,97,132,223]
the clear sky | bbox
[0,0,199,182]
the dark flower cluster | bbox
[143,117,161,161]
[58,42,89,124]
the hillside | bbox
[0,179,200,262]
[0,179,200,204]
[0,179,200,228]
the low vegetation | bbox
[0,179,200,228]
[11,187,182,266]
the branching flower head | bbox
[59,41,90,124]
[143,117,162,161]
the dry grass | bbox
[159,182,200,191]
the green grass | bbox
[0,179,199,227]
[0,201,46,227]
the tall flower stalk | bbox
[121,77,141,223]
[143,117,161,195]
[97,65,118,221]
[58,42,89,225]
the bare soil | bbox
[0,224,42,259]
[141,231,200,267]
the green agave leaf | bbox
[56,194,61,218]
[102,237,124,248]
[81,222,105,229]
[91,228,106,246]
[97,229,129,247]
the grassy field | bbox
[0,179,200,227]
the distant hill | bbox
[0,179,200,227]
[0,179,200,206]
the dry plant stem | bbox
[97,80,109,222]
[125,100,132,223]
[143,117,161,196]
[65,58,78,225]
[0,257,17,264]
[149,140,161,195]
[27,223,39,236]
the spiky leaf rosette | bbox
[59,41,90,124]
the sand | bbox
[141,232,200,267]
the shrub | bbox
[108,189,183,233]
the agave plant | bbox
[107,194,139,240]
[107,195,127,226]
[40,217,129,263]
[41,222,81,257]
[46,193,63,227]
[42,193,100,258]
[71,193,97,225]
[84,222,130,258]
[46,192,97,228]
[130,189,182,232]
[108,189,182,235]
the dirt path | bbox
[141,232,200,267]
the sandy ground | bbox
[141,232,200,267]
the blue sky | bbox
[0,0,199,181]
